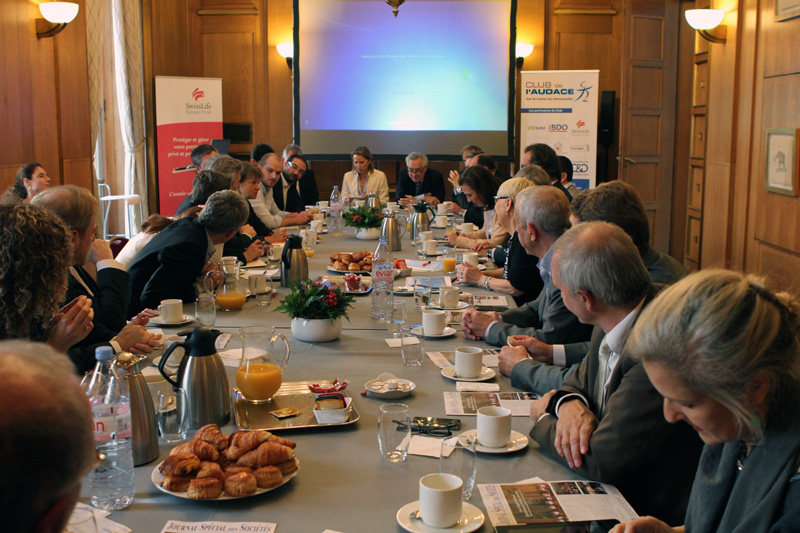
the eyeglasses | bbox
[393,420,453,436]
[289,162,306,176]
[408,167,426,175]
[493,196,510,203]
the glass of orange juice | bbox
[237,326,291,402]
[442,248,457,273]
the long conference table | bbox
[81,224,581,532]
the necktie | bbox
[415,181,424,196]
[286,182,301,212]
[594,336,612,415]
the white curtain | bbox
[112,0,147,231]
[85,0,104,192]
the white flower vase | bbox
[291,317,342,343]
[355,227,381,240]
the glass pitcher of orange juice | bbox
[237,326,291,402]
[216,259,247,311]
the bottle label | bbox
[90,401,132,442]
[373,264,394,283]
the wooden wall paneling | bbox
[252,0,269,149]
[686,213,702,262]
[762,0,800,77]
[516,0,546,167]
[691,113,706,157]
[758,242,800,293]
[689,163,705,208]
[266,0,293,150]
[693,60,708,106]
[150,0,191,76]
[701,161,733,266]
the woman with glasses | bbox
[611,270,800,533]
[341,146,389,206]
[446,166,508,250]
[455,178,543,306]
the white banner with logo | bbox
[519,70,600,191]
[155,76,223,215]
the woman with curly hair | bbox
[612,269,800,533]
[1,162,52,204]
[0,203,94,353]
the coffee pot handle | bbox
[158,342,183,388]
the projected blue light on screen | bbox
[299,0,509,132]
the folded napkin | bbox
[406,435,457,458]
[385,337,420,347]
[456,382,500,392]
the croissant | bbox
[196,461,226,483]
[254,466,284,489]
[161,474,193,492]
[226,430,271,460]
[224,472,257,496]
[224,465,253,477]
[275,458,299,477]
[171,439,219,461]
[188,477,223,499]
[195,424,229,451]
[267,434,297,449]
[333,261,347,271]
[160,452,200,476]
[236,441,296,468]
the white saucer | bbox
[457,429,530,453]
[424,251,443,257]
[364,373,415,399]
[430,225,449,229]
[150,315,193,326]
[394,286,414,295]
[441,365,495,382]
[411,326,457,338]
[428,301,469,310]
[397,501,484,533]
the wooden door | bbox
[617,0,679,252]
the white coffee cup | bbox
[437,203,448,215]
[354,200,366,208]
[311,220,324,232]
[461,222,475,233]
[387,202,399,212]
[425,239,438,255]
[317,200,329,209]
[439,286,459,308]
[269,243,284,261]
[455,346,483,379]
[247,274,268,295]
[419,230,434,241]
[313,213,325,222]
[422,309,447,336]
[158,299,183,324]
[419,473,463,528]
[435,215,448,227]
[476,406,512,448]
[463,251,479,267]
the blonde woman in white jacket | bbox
[341,146,389,206]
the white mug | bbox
[354,200,366,208]
[437,203,448,215]
[158,299,183,324]
[435,215,448,227]
[422,309,447,336]
[439,286,459,308]
[455,346,483,379]
[476,406,512,448]
[269,243,284,261]
[316,200,329,209]
[313,213,325,222]
[387,202,399,212]
[419,230,434,241]
[247,274,268,295]
[311,220,324,232]
[463,252,479,267]
[425,239,438,255]
[419,473,463,528]
[461,222,475,233]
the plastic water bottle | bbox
[83,346,135,510]
[330,186,343,236]
[372,236,395,319]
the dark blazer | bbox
[273,172,319,212]
[174,195,195,216]
[553,180,573,201]
[395,168,446,203]
[530,289,703,524]
[127,218,210,315]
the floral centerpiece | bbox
[276,280,355,342]
[343,206,384,240]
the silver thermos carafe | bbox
[410,201,434,241]
[366,192,382,210]
[159,327,230,427]
[381,210,402,251]
[117,352,159,466]
[280,234,309,288]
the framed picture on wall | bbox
[765,129,799,196]
[776,0,800,21]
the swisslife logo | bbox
[192,88,205,101]
[577,120,585,128]
[186,87,212,112]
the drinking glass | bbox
[237,326,291,402]
[414,279,432,309]
[401,327,425,366]
[442,248,457,274]
[415,238,426,260]
[195,294,216,327]
[387,300,406,337]
[378,404,410,463]
[255,275,274,307]
[454,212,465,228]
[302,230,317,259]
[439,435,477,500]
[157,388,189,443]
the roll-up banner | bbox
[155,76,223,215]
[519,70,599,191]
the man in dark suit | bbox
[461,186,593,347]
[396,152,445,206]
[273,153,318,212]
[127,190,249,315]
[522,143,572,201]
[528,221,702,524]
[279,144,319,210]
[33,186,161,373]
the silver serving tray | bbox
[314,275,373,295]
[232,381,360,431]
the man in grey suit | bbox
[498,179,687,393]
[528,222,701,524]
[461,186,593,347]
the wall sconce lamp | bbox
[277,42,294,69]
[36,1,80,39]
[515,43,534,68]
[685,9,726,44]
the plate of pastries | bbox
[327,251,373,273]
[152,424,299,500]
